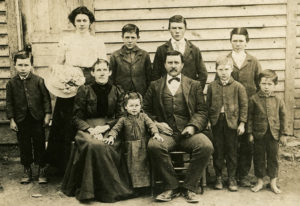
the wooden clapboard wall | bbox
[0,0,12,122]
[295,0,300,137]
[19,0,296,136]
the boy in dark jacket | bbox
[207,56,248,191]
[248,69,288,194]
[6,50,52,184]
[110,24,152,96]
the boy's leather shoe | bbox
[228,178,238,192]
[38,167,48,184]
[155,189,180,202]
[214,176,223,190]
[182,190,199,203]
[21,166,32,184]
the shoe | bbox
[239,177,251,187]
[21,166,32,184]
[214,176,223,190]
[182,190,199,203]
[38,166,48,184]
[155,189,180,202]
[228,178,238,192]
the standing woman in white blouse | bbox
[46,6,107,175]
[219,27,262,187]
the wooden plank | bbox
[294,120,300,129]
[0,34,8,45]
[0,46,9,56]
[286,0,297,135]
[0,57,10,67]
[0,12,6,23]
[0,68,10,78]
[295,109,300,119]
[0,1,5,12]
[32,38,285,56]
[0,78,9,89]
[0,89,5,99]
[0,24,7,34]
[95,0,287,10]
[295,89,300,99]
[95,4,286,21]
[96,27,287,43]
[95,16,287,32]
[293,129,300,138]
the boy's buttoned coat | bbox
[248,91,288,140]
[6,73,52,123]
[152,39,207,90]
[206,77,248,129]
[110,45,152,96]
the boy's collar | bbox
[18,72,31,80]
[258,90,275,97]
[217,76,234,86]
[121,45,139,53]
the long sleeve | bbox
[143,82,157,121]
[238,84,248,123]
[72,86,90,131]
[279,98,289,136]
[152,47,164,81]
[5,81,14,119]
[38,78,52,114]
[195,48,208,90]
[247,97,254,134]
[107,117,125,139]
[144,53,152,88]
[254,59,262,92]
[142,113,159,135]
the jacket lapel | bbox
[183,40,193,60]
[132,47,143,65]
[120,46,132,64]
[181,75,191,107]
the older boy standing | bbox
[207,56,248,191]
[6,51,52,184]
[152,15,207,90]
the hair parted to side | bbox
[13,50,33,65]
[258,69,278,85]
[68,6,95,26]
[216,55,233,70]
[230,27,249,42]
[91,58,110,71]
[123,92,143,108]
[122,24,140,38]
[165,50,184,64]
[168,15,187,29]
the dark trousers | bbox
[148,133,213,193]
[253,129,279,179]
[16,113,46,167]
[212,113,238,178]
[237,123,253,179]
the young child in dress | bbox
[6,50,52,184]
[106,92,162,189]
[109,24,152,96]
[207,56,248,191]
[248,69,288,194]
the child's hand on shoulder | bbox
[248,134,254,143]
[237,122,245,136]
[280,135,288,146]
[153,133,164,142]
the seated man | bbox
[144,50,213,203]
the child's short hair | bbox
[216,55,233,69]
[122,24,140,38]
[258,69,278,85]
[13,50,33,65]
[168,15,187,29]
[91,58,110,71]
[123,92,143,108]
[230,27,249,42]
[68,6,95,26]
[165,50,184,64]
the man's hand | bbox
[280,135,288,146]
[10,119,18,132]
[181,126,196,138]
[153,133,164,142]
[237,122,245,136]
[207,122,211,130]
[94,125,110,134]
[44,114,51,126]
[103,136,115,145]
[249,134,254,144]
[155,121,173,136]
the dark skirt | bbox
[61,130,133,202]
[46,67,94,173]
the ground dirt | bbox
[0,141,300,206]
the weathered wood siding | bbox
[6,0,298,136]
[294,0,300,137]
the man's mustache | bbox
[170,68,177,72]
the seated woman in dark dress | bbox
[61,59,133,203]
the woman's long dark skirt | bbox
[61,131,133,202]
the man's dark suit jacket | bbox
[6,72,52,123]
[152,39,207,90]
[72,83,124,131]
[143,74,208,133]
[110,45,152,96]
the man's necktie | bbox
[168,77,180,84]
